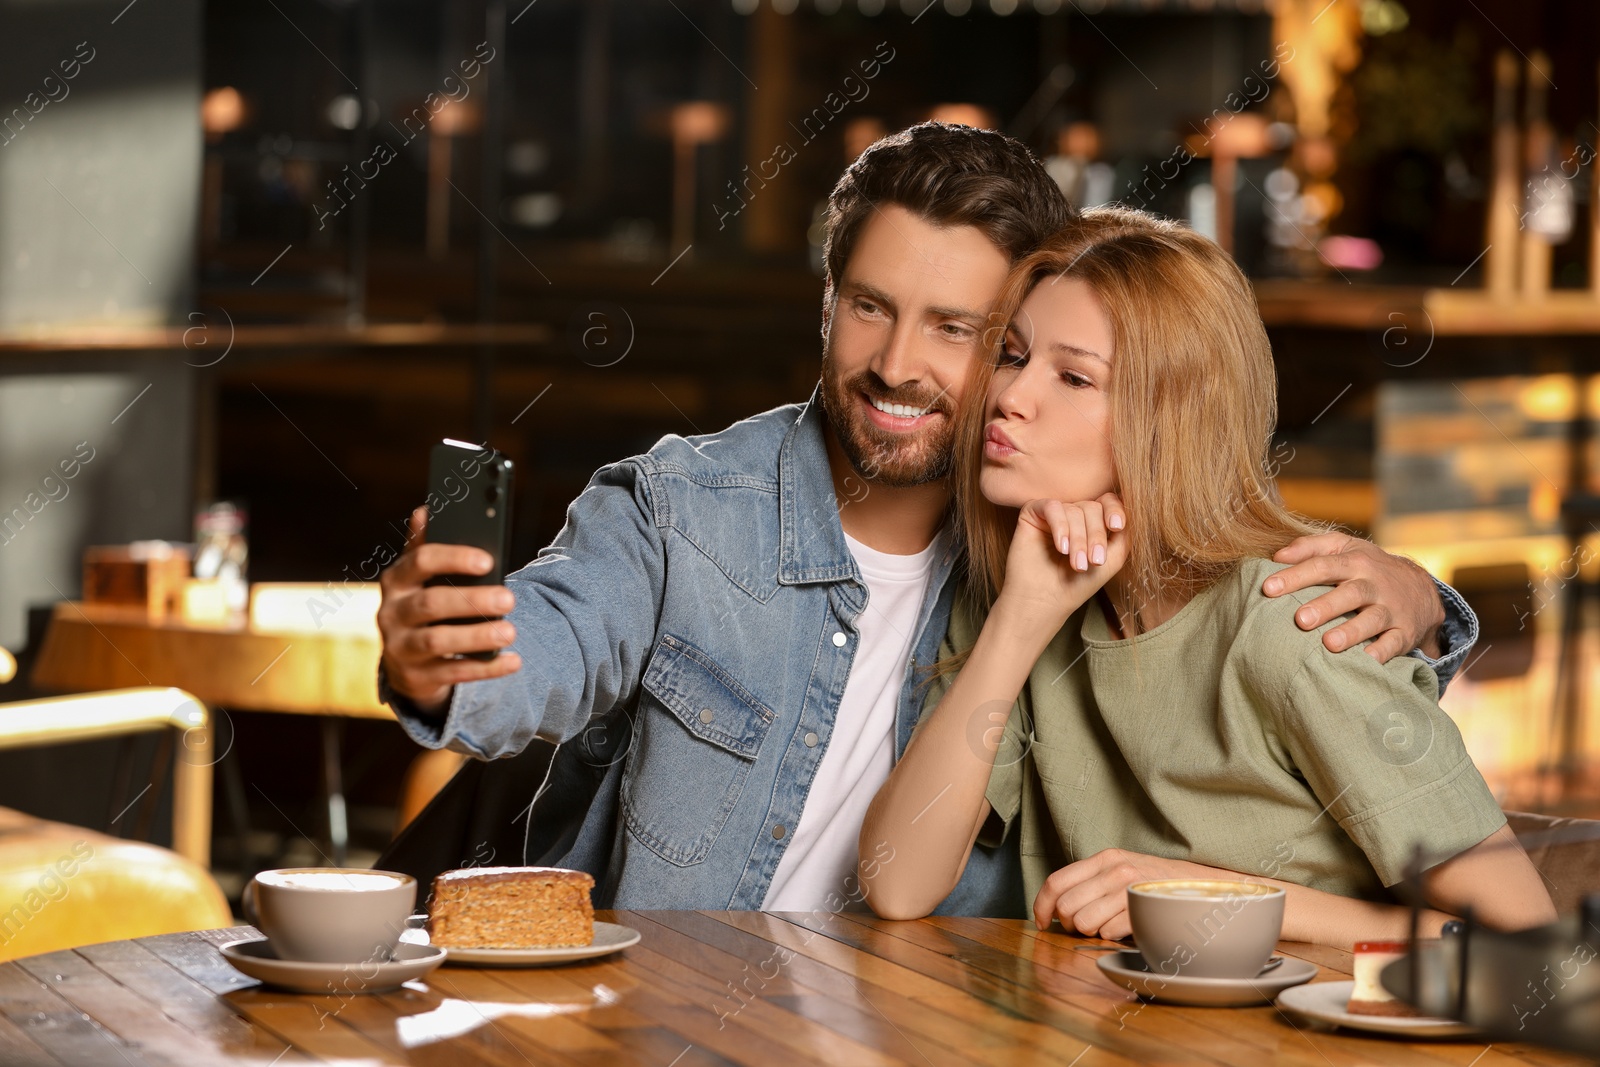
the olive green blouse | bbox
[932,557,1506,909]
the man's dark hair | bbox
[821,122,1072,317]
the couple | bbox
[377,122,1509,926]
[856,206,1556,942]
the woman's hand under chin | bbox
[994,493,1128,632]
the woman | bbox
[858,207,1554,945]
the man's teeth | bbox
[870,397,930,418]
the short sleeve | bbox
[1271,640,1506,887]
[920,589,1028,848]
[978,697,1031,847]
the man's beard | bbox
[819,348,957,489]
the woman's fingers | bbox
[1066,506,1089,571]
[1027,499,1115,571]
[1082,502,1107,567]
[1039,499,1073,557]
[1097,492,1126,532]
[1048,870,1129,937]
[1034,861,1092,929]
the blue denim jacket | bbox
[388,390,1478,914]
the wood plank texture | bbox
[0,917,1577,1066]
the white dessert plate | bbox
[1097,949,1317,1007]
[437,921,642,967]
[219,938,446,995]
[1275,980,1479,1037]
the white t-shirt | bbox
[760,529,941,911]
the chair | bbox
[394,749,468,835]
[1504,809,1600,915]
[0,661,230,960]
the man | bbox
[378,122,1476,916]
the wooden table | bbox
[31,602,390,720]
[32,601,392,867]
[0,913,1584,1067]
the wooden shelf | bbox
[0,321,552,354]
[1256,281,1600,336]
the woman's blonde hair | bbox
[952,205,1322,635]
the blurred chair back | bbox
[0,688,211,865]
[1504,809,1600,915]
[0,687,229,959]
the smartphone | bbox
[424,439,514,660]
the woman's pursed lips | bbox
[984,422,1020,458]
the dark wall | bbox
[0,0,202,650]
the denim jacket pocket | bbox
[622,633,775,866]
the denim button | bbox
[831,632,847,647]
[772,824,786,839]
[803,731,819,748]
[698,708,714,724]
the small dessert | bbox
[1347,940,1421,1017]
[428,866,595,949]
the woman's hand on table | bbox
[1033,848,1225,939]
[996,494,1128,631]
[377,505,522,716]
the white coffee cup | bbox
[1127,879,1285,980]
[244,867,416,964]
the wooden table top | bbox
[0,912,1583,1067]
[31,601,391,719]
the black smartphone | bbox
[424,438,514,661]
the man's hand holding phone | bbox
[378,506,521,717]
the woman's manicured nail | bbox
[1108,514,1124,530]
[1091,545,1105,566]
[1075,551,1088,571]
[1059,536,1069,555]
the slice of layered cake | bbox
[428,866,595,948]
[1347,940,1421,1017]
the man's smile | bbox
[860,391,943,432]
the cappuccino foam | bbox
[1130,879,1277,900]
[257,870,408,893]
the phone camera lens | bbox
[486,485,501,504]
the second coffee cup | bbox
[1127,879,1285,980]
[246,868,416,964]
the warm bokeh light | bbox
[200,86,245,135]
[844,116,888,161]
[669,101,731,145]
[926,103,995,129]
[430,101,479,137]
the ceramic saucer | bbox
[437,921,642,967]
[1097,949,1317,1007]
[220,938,446,995]
[1275,980,1478,1038]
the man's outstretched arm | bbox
[379,505,523,717]
[1261,532,1479,690]
[378,460,666,758]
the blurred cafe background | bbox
[0,0,1596,926]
